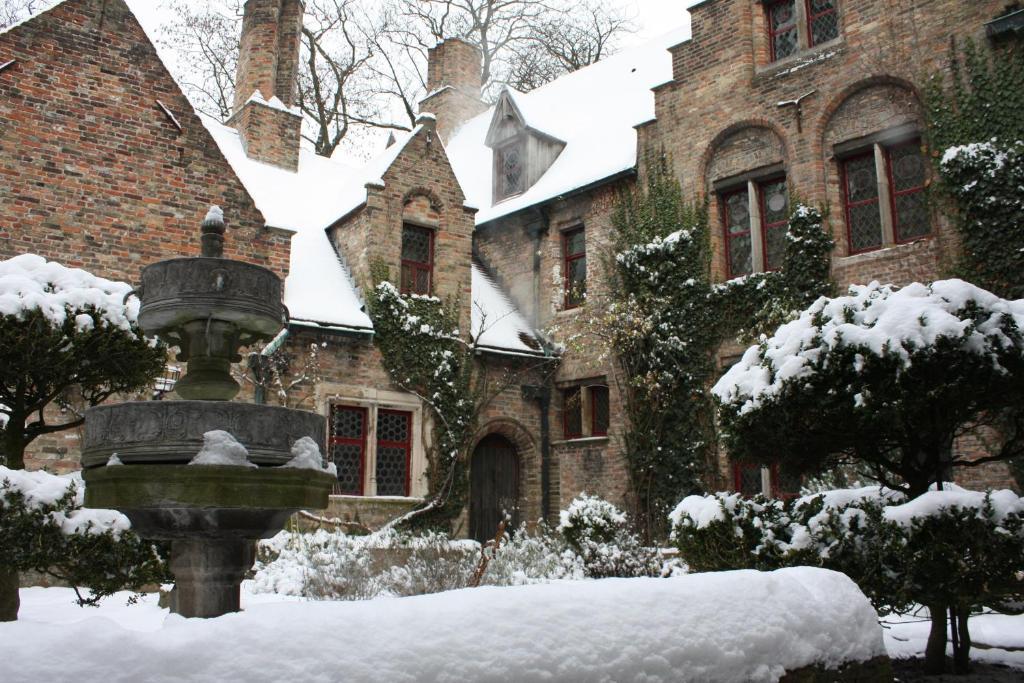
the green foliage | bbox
[557,493,661,578]
[603,157,833,538]
[925,38,1024,300]
[367,282,476,530]
[0,307,166,469]
[670,487,1024,672]
[0,474,169,606]
[715,281,1024,497]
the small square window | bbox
[400,224,433,295]
[563,227,587,309]
[562,384,611,439]
[766,0,799,62]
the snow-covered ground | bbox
[3,567,887,683]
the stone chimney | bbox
[418,38,487,144]
[227,0,304,171]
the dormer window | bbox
[496,140,525,200]
[400,223,433,295]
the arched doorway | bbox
[470,434,519,543]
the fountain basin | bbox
[137,258,283,337]
[81,402,326,469]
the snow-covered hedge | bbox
[0,467,168,604]
[252,523,585,600]
[670,484,1024,616]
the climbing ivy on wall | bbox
[924,37,1024,300]
[601,157,834,539]
[367,282,477,531]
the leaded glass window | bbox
[563,227,586,309]
[806,0,839,46]
[843,153,883,253]
[722,189,752,278]
[888,142,930,242]
[400,224,433,295]
[329,405,367,495]
[759,178,789,271]
[767,0,798,62]
[734,463,764,497]
[497,142,524,199]
[376,410,411,496]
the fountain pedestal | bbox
[82,209,336,618]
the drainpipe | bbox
[522,384,552,521]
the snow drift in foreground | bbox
[0,567,883,683]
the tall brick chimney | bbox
[419,38,487,144]
[227,0,304,171]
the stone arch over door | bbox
[470,433,520,543]
[469,418,540,540]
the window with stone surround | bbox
[563,226,587,309]
[329,403,414,497]
[562,383,609,440]
[719,173,789,278]
[763,0,840,64]
[400,223,433,295]
[840,137,930,255]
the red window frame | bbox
[885,140,929,244]
[328,405,368,496]
[400,224,434,296]
[841,151,883,255]
[563,227,586,309]
[376,409,412,497]
[806,0,839,47]
[590,385,610,437]
[766,0,798,63]
[757,177,788,272]
[721,188,752,279]
[733,462,799,499]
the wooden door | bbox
[470,434,519,543]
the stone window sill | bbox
[329,494,425,503]
[754,38,843,81]
[552,436,609,447]
[837,237,932,263]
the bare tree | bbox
[159,0,406,158]
[0,0,53,29]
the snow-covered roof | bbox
[446,25,690,225]
[471,262,543,355]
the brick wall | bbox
[640,0,1015,491]
[0,0,293,470]
[420,39,487,144]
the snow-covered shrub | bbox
[558,494,661,578]
[253,523,586,600]
[0,467,169,605]
[670,485,1024,673]
[668,492,790,572]
[714,279,1024,498]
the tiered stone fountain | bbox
[81,210,335,618]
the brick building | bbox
[1,0,1018,539]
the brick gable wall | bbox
[0,0,291,470]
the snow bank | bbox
[0,567,883,682]
[188,431,255,468]
[0,254,139,332]
[713,279,1024,413]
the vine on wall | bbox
[367,281,477,530]
[924,37,1024,300]
[595,157,834,539]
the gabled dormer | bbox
[485,89,566,204]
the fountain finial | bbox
[201,205,226,258]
